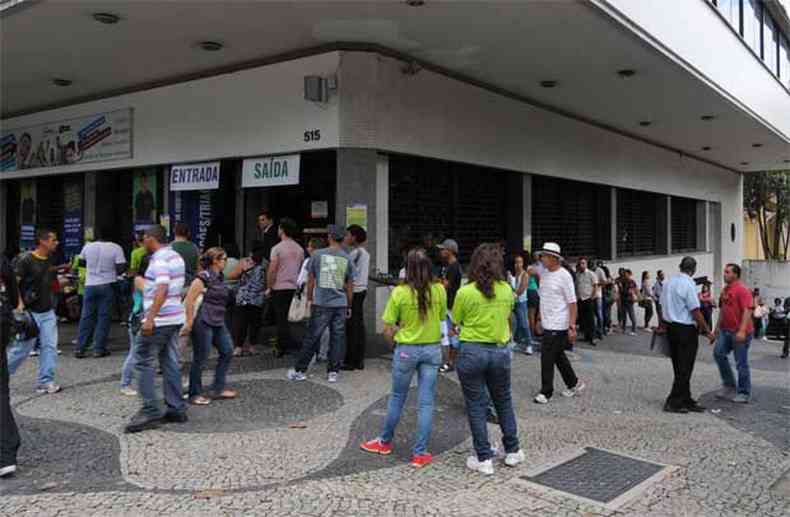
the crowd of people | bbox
[1,213,788,478]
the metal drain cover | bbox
[523,448,665,504]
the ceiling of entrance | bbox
[2,0,789,172]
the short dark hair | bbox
[347,224,367,244]
[144,225,168,244]
[725,263,741,278]
[174,222,190,238]
[679,256,697,275]
[279,217,298,238]
[258,209,272,220]
[308,238,325,250]
[35,228,55,245]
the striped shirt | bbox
[143,246,186,327]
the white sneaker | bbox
[715,386,736,400]
[287,369,307,382]
[327,372,339,383]
[732,393,750,404]
[57,348,62,355]
[525,345,534,355]
[533,393,549,404]
[505,450,525,467]
[0,465,16,478]
[627,331,636,336]
[120,386,138,397]
[466,456,494,475]
[562,381,586,398]
[36,383,62,395]
[29,350,40,357]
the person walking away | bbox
[182,248,238,405]
[120,253,151,396]
[713,264,754,403]
[699,283,714,333]
[125,225,188,433]
[74,228,127,358]
[170,223,199,288]
[230,243,267,357]
[341,225,370,371]
[6,229,62,394]
[640,271,654,331]
[653,270,665,326]
[437,239,463,373]
[621,270,638,336]
[266,218,304,357]
[509,252,534,354]
[288,225,354,383]
[452,243,524,475]
[1,252,20,477]
[359,249,446,468]
[533,243,585,405]
[575,257,598,346]
[659,256,714,414]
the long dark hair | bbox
[405,248,434,321]
[468,243,505,299]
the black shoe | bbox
[163,411,189,424]
[74,352,88,359]
[781,353,789,359]
[357,363,365,371]
[125,412,163,433]
[663,404,689,414]
[685,403,706,413]
[340,364,357,371]
[93,351,111,358]
[589,340,598,347]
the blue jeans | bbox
[512,301,532,347]
[380,344,441,456]
[189,318,234,397]
[7,310,58,386]
[134,325,186,418]
[121,325,139,388]
[713,330,752,396]
[77,283,114,354]
[295,306,346,373]
[456,342,520,462]
[595,298,605,336]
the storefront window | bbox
[742,0,762,54]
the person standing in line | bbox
[74,228,127,358]
[437,239,463,373]
[599,264,614,335]
[712,264,754,404]
[1,252,20,477]
[526,254,542,340]
[653,270,665,326]
[297,238,330,363]
[453,243,524,476]
[574,257,598,346]
[593,261,608,338]
[360,249,446,468]
[266,218,304,357]
[6,229,62,394]
[509,252,534,355]
[659,256,714,414]
[699,283,715,332]
[640,271,654,331]
[170,223,200,288]
[221,242,241,334]
[533,242,586,405]
[124,225,188,433]
[182,248,238,405]
[120,253,151,396]
[231,243,267,357]
[751,288,764,339]
[288,225,354,383]
[342,225,370,371]
[620,269,638,336]
[256,210,278,261]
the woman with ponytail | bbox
[360,249,447,468]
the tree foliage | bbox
[744,170,790,260]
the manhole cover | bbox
[523,448,665,504]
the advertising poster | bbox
[19,180,36,251]
[133,169,158,232]
[170,190,212,251]
[346,204,368,230]
[0,108,133,173]
[62,179,83,259]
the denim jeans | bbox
[512,301,533,348]
[7,310,58,386]
[1,326,20,467]
[595,298,605,335]
[713,330,752,396]
[121,325,139,388]
[295,306,346,373]
[456,342,520,462]
[189,318,234,397]
[134,325,186,418]
[77,283,114,354]
[380,344,441,456]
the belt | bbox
[543,329,568,336]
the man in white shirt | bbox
[342,225,370,370]
[575,257,599,346]
[534,242,586,405]
[75,228,126,358]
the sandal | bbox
[233,348,243,357]
[212,389,238,400]
[189,395,212,405]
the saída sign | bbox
[242,154,300,188]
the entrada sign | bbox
[170,161,220,191]
[242,154,300,188]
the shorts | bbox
[441,315,460,349]
[527,290,540,309]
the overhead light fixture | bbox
[752,143,762,148]
[701,146,712,151]
[539,80,557,88]
[740,161,749,165]
[638,120,652,127]
[405,0,425,5]
[198,41,223,52]
[700,115,715,121]
[52,78,72,87]
[617,69,636,78]
[92,12,120,24]
[784,159,790,163]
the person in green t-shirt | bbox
[360,249,446,469]
[170,223,200,287]
[128,232,147,277]
[452,243,524,476]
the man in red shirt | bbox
[712,263,754,403]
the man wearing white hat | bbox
[533,242,586,404]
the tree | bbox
[744,171,790,260]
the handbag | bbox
[288,289,311,322]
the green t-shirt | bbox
[170,240,200,282]
[382,282,447,345]
[130,246,147,275]
[452,281,514,345]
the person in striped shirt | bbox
[125,225,188,434]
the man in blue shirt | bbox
[659,257,714,414]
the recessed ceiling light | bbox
[52,78,72,87]
[638,120,652,127]
[539,80,558,88]
[617,69,636,78]
[752,143,763,148]
[784,159,790,163]
[405,0,426,5]
[92,12,120,24]
[740,161,749,165]
[700,115,715,121]
[198,41,223,52]
[701,146,712,151]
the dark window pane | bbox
[671,197,699,253]
[617,189,665,257]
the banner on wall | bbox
[62,179,83,259]
[241,154,300,188]
[0,108,133,173]
[19,180,36,251]
[170,190,212,251]
[133,169,158,233]
[170,161,220,191]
